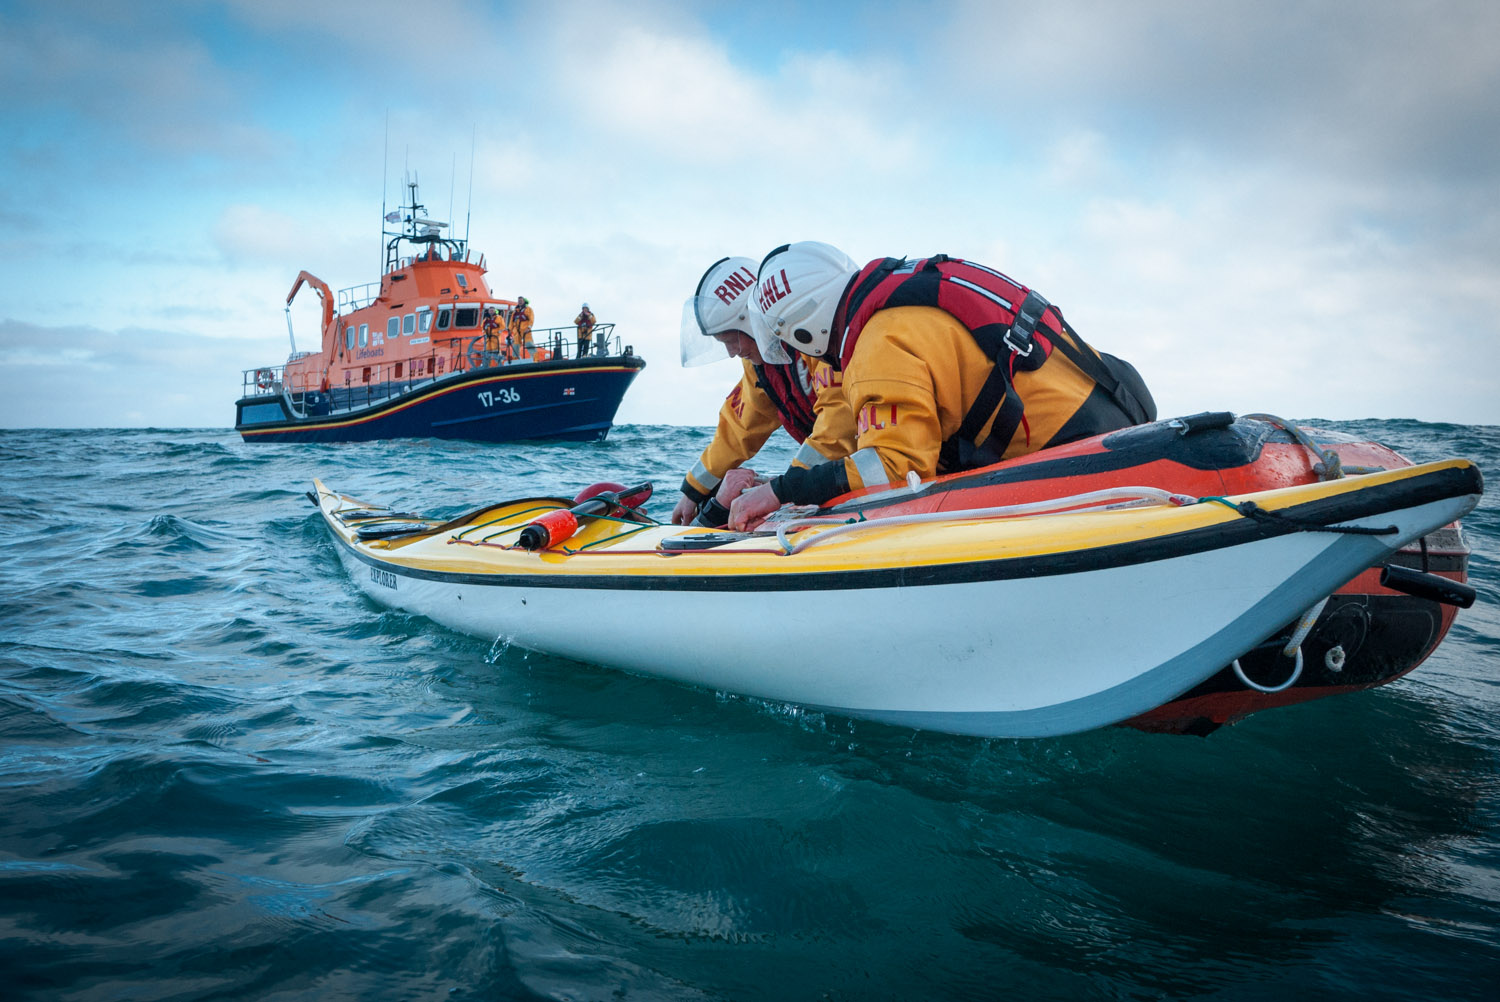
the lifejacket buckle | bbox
[1003,289,1050,358]
[1003,327,1035,357]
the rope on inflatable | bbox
[1244,412,1345,480]
[774,486,1195,555]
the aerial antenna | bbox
[465,124,475,246]
[380,111,390,273]
[448,151,456,247]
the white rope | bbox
[775,486,1196,555]
[1233,648,1304,694]
[1228,595,1328,694]
[1282,596,1330,658]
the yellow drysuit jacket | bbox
[680,357,856,503]
[773,305,1132,505]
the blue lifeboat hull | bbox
[235,354,644,444]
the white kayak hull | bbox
[316,461,1481,737]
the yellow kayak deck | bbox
[313,458,1478,582]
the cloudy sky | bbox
[2,0,1496,429]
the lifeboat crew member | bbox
[511,296,534,359]
[481,307,504,367]
[730,241,1155,530]
[671,256,857,526]
[575,303,597,357]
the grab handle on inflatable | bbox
[1379,564,1477,608]
[573,481,654,512]
[1167,411,1236,436]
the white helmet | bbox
[748,241,859,364]
[679,256,758,367]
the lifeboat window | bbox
[454,306,479,328]
[387,317,399,339]
[345,325,355,350]
[419,311,433,333]
[403,313,416,335]
[455,274,468,289]
[436,308,451,331]
[358,324,368,347]
[364,323,375,346]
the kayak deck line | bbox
[316,460,1479,581]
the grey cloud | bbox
[942,0,1500,189]
[2,12,255,157]
[0,320,278,428]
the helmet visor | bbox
[679,297,733,367]
[746,303,794,365]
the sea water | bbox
[0,421,1496,1000]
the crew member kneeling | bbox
[673,255,856,526]
[731,241,1155,529]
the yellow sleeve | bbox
[839,306,981,490]
[682,359,783,500]
[789,360,859,469]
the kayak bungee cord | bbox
[451,506,658,550]
[1196,496,1398,536]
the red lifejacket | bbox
[755,356,817,443]
[830,255,1154,470]
[833,256,1062,372]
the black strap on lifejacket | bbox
[1003,288,1050,359]
[939,286,1053,472]
[844,254,1149,472]
[941,291,1156,471]
[1048,312,1154,425]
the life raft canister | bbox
[831,255,1153,470]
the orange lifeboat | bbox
[234,179,644,443]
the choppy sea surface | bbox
[1,420,1497,1001]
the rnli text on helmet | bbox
[757,269,792,313]
[715,266,756,306]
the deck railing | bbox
[336,250,489,310]
[240,323,625,417]
[337,282,382,312]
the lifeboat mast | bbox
[385,177,465,273]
